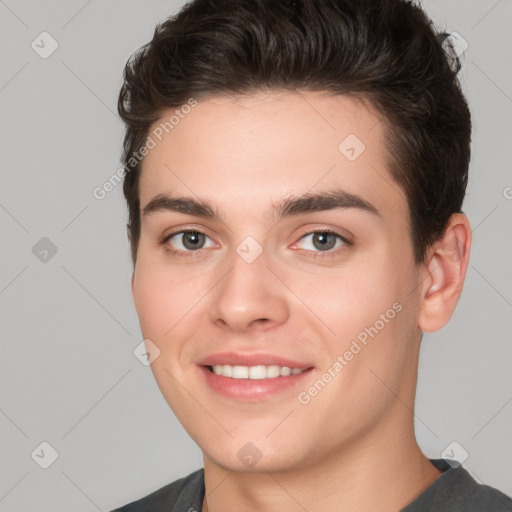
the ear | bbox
[417,213,472,333]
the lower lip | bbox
[199,365,314,401]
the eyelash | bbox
[160,228,352,259]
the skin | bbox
[130,90,471,512]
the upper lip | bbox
[197,352,314,369]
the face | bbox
[131,91,424,472]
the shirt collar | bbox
[172,468,204,512]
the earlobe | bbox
[417,214,472,333]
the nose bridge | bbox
[208,241,289,331]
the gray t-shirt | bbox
[111,458,512,511]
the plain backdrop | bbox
[0,1,511,510]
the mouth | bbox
[199,364,315,401]
[196,352,315,401]
[207,364,309,379]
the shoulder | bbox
[460,481,512,511]
[406,459,512,512]
[444,463,512,511]
[109,469,203,512]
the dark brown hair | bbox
[118,0,471,265]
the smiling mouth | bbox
[207,364,310,379]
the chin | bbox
[203,439,309,474]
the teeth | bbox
[211,364,307,379]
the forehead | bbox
[138,91,406,222]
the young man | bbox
[112,0,512,510]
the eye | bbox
[161,228,350,258]
[294,229,350,254]
[162,230,217,255]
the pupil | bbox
[314,232,336,251]
[184,231,204,250]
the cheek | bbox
[289,252,415,381]
[132,258,204,341]
[323,261,418,404]
[132,269,169,339]
[284,258,400,341]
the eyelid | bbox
[161,227,217,248]
[295,227,351,243]
[290,228,352,254]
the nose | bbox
[208,247,290,332]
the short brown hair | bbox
[118,0,471,265]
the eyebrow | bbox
[141,189,380,221]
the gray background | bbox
[0,1,511,510]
